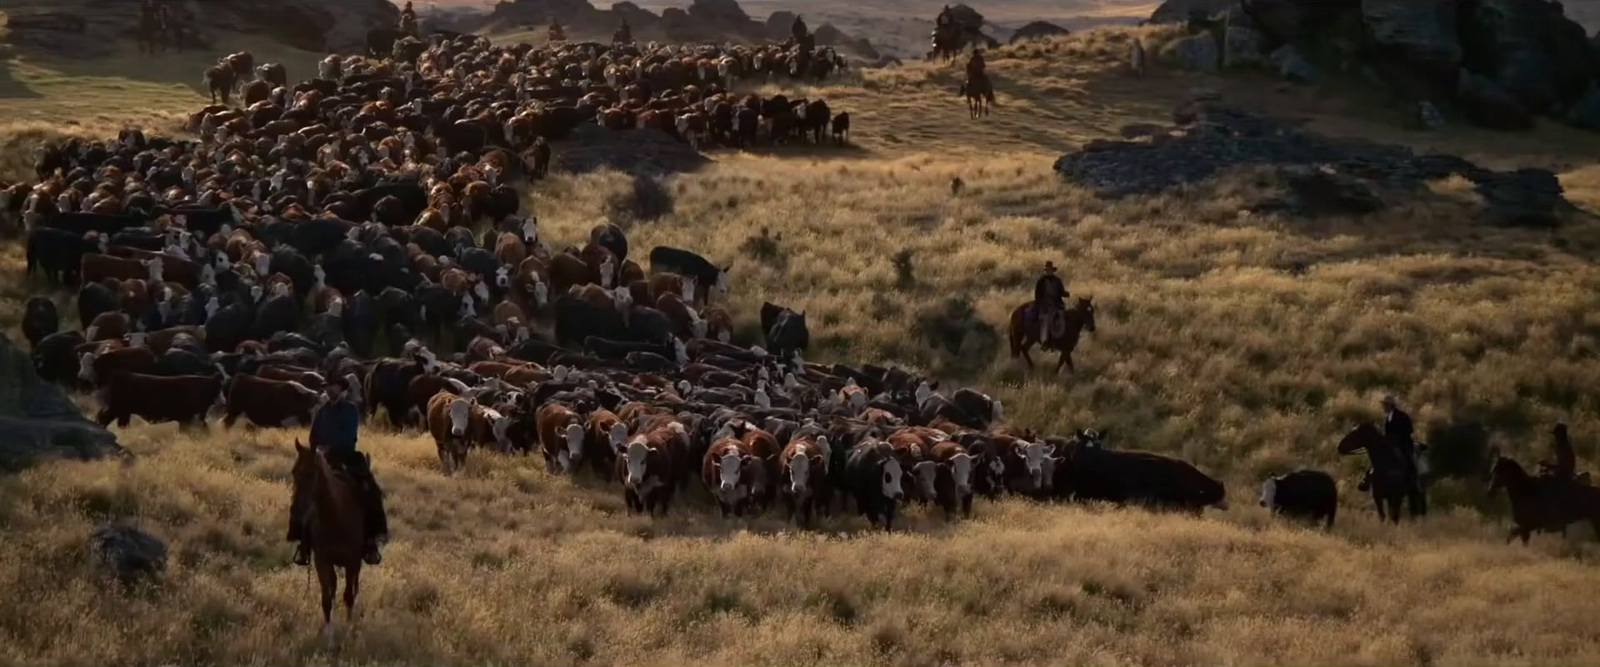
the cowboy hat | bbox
[1380,394,1398,406]
[1044,261,1057,273]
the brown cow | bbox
[618,422,687,516]
[494,232,527,268]
[510,256,550,313]
[569,283,631,312]
[584,408,629,477]
[647,272,691,303]
[702,305,734,343]
[656,292,706,339]
[86,311,131,343]
[703,436,757,517]
[538,402,587,474]
[888,428,942,504]
[779,436,832,528]
[407,375,471,427]
[930,439,978,519]
[426,390,477,473]
[79,345,157,390]
[618,259,645,286]
[82,253,162,284]
[221,373,321,428]
[106,246,203,288]
[97,373,222,429]
[580,244,617,289]
[256,365,326,390]
[547,251,594,295]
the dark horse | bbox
[292,440,367,644]
[1008,296,1095,375]
[1337,423,1425,523]
[1488,451,1600,545]
[960,74,994,119]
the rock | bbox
[1119,123,1168,139]
[1161,32,1221,72]
[1456,69,1533,130]
[1269,44,1319,82]
[1241,0,1314,44]
[555,125,710,176]
[1009,20,1069,44]
[687,0,750,25]
[1223,25,1265,67]
[1416,101,1445,130]
[1149,0,1240,25]
[948,4,987,31]
[0,332,121,473]
[1360,0,1460,81]
[1458,0,1594,115]
[1475,168,1566,227]
[1277,165,1385,216]
[765,10,796,40]
[88,523,167,587]
[1567,87,1600,130]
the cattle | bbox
[79,345,157,390]
[33,330,86,385]
[96,373,222,428]
[779,436,831,527]
[27,228,103,285]
[1059,447,1228,514]
[703,436,757,517]
[22,297,59,349]
[426,391,482,473]
[844,440,905,531]
[1261,469,1337,528]
[537,402,587,474]
[759,302,809,358]
[647,246,729,302]
[618,422,687,516]
[219,372,320,429]
[584,408,629,477]
[81,253,161,285]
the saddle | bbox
[1027,304,1069,341]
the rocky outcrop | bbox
[478,0,873,58]
[1161,32,1220,72]
[88,523,167,588]
[0,332,121,473]
[1053,94,1574,227]
[1009,21,1069,44]
[1156,0,1600,132]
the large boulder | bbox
[1458,0,1594,115]
[88,523,167,588]
[686,0,750,26]
[1223,25,1265,67]
[1455,69,1533,130]
[1269,44,1319,82]
[1272,165,1386,216]
[1568,87,1600,130]
[1009,21,1069,44]
[765,11,797,40]
[1475,168,1566,227]
[1360,0,1460,81]
[1161,32,1221,72]
[0,332,121,473]
[1149,0,1241,24]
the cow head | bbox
[213,253,232,272]
[611,286,632,312]
[608,422,629,454]
[520,218,539,244]
[457,293,476,318]
[1259,477,1278,509]
[448,397,472,436]
[77,352,96,383]
[788,452,811,498]
[128,332,147,348]
[880,457,905,501]
[676,379,692,398]
[600,257,616,289]
[914,381,934,410]
[850,388,868,411]
[253,253,270,277]
[673,338,688,366]
[682,275,697,303]
[270,282,290,299]
[532,279,549,308]
[992,400,1005,423]
[563,421,585,468]
[911,459,939,500]
[949,452,974,496]
[715,265,731,296]
[624,438,650,487]
[490,411,513,450]
[495,266,510,288]
[754,385,771,409]
[143,259,164,282]
[718,450,747,497]
[473,280,490,303]
[1022,441,1054,489]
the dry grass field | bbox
[5,24,1600,665]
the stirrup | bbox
[292,543,311,566]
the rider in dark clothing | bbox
[290,376,387,566]
[1382,394,1426,514]
[967,49,986,81]
[1034,261,1066,345]
[548,18,565,42]
[399,1,418,37]
[1548,422,1576,481]
[791,15,809,43]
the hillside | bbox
[4,20,1600,666]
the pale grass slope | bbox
[3,27,1600,665]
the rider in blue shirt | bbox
[290,376,387,566]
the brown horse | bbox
[1488,450,1600,545]
[1008,296,1095,374]
[291,440,366,644]
[960,74,994,119]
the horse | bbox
[291,440,367,644]
[1008,296,1095,375]
[1337,423,1425,523]
[137,3,167,55]
[928,23,963,61]
[1488,450,1600,545]
[960,75,994,119]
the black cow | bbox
[845,440,906,531]
[1058,447,1228,514]
[1260,469,1337,528]
[759,302,809,359]
[45,212,145,236]
[253,294,299,340]
[554,294,628,347]
[27,227,102,285]
[365,355,434,429]
[32,330,86,385]
[22,297,59,349]
[76,281,119,327]
[648,246,729,301]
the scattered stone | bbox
[1456,69,1533,130]
[1008,21,1069,45]
[88,523,167,588]
[1053,99,1575,227]
[1161,32,1221,72]
[1223,25,1264,68]
[1360,0,1461,80]
[1269,44,1318,83]
[0,332,121,473]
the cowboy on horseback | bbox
[548,17,566,43]
[967,49,986,81]
[1033,261,1067,346]
[1546,422,1578,481]
[614,18,632,44]
[399,1,419,38]
[291,375,387,566]
[1382,394,1427,514]
[936,4,955,26]
[791,14,809,43]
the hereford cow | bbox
[97,372,222,428]
[779,436,831,527]
[537,402,587,474]
[618,422,687,516]
[221,373,321,428]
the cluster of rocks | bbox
[88,523,167,588]
[1053,93,1573,226]
[4,0,393,56]
[1149,0,1600,132]
[0,332,121,473]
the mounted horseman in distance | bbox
[548,18,566,44]
[1032,261,1066,345]
[961,48,995,118]
[398,1,420,39]
[614,18,633,45]
[1007,263,1096,375]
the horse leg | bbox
[1056,350,1073,376]
[344,563,362,625]
[317,559,336,643]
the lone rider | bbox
[615,18,632,44]
[1034,261,1066,345]
[936,4,955,26]
[791,14,809,43]
[548,17,565,43]
[399,1,419,38]
[967,49,986,80]
[1547,422,1577,481]
[1382,394,1426,512]
[290,376,388,566]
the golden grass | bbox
[5,28,1600,664]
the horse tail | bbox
[1007,306,1025,356]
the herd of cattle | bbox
[0,31,1352,531]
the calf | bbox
[1261,469,1337,528]
[779,436,831,528]
[97,372,222,428]
[537,402,587,474]
[221,372,321,428]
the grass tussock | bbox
[3,25,1600,664]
